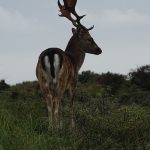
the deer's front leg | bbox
[68,85,76,127]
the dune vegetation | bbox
[0,65,150,149]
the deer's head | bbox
[58,0,102,55]
[72,27,102,55]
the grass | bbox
[0,81,150,149]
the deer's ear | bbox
[72,28,77,35]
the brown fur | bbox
[36,28,102,128]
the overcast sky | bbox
[0,0,149,84]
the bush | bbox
[75,102,150,149]
[78,70,98,84]
[0,65,150,149]
[96,72,126,95]
[129,65,150,90]
[0,80,10,91]
[118,91,150,106]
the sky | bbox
[0,0,149,84]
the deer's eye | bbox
[88,38,93,42]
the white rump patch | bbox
[53,54,60,83]
[43,56,51,81]
[44,56,50,72]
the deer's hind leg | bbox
[46,88,63,128]
[38,81,54,129]
[45,92,61,129]
[45,94,53,129]
[51,96,60,127]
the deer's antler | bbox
[58,0,94,31]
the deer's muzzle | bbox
[95,47,102,55]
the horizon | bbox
[1,64,149,86]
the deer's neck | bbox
[65,36,85,72]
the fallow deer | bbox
[36,0,102,128]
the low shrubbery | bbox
[0,65,150,149]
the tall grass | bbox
[0,81,150,149]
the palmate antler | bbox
[58,0,94,31]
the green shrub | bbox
[118,91,150,106]
[129,65,150,90]
[0,76,150,149]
